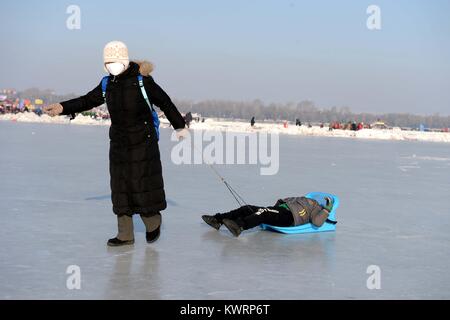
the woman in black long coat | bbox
[44,41,187,246]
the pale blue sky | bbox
[1,0,449,114]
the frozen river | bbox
[0,121,449,299]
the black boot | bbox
[107,237,135,247]
[222,219,244,237]
[140,213,161,244]
[146,226,161,243]
[202,215,222,230]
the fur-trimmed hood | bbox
[133,60,154,76]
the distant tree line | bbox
[12,88,450,129]
[174,99,450,129]
[16,88,77,105]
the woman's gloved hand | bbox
[43,103,63,117]
[176,128,190,140]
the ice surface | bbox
[0,121,450,299]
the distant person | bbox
[357,122,363,130]
[184,111,193,128]
[351,122,357,131]
[202,195,334,237]
[250,116,255,127]
[43,41,188,247]
[345,121,352,130]
[295,118,302,126]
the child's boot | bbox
[202,214,222,230]
[222,218,244,237]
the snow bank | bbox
[0,112,111,126]
[184,118,450,143]
[1,112,449,143]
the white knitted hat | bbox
[103,41,129,69]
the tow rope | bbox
[192,143,251,209]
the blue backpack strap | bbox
[137,75,155,112]
[137,75,160,141]
[101,76,109,102]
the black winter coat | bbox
[60,61,185,216]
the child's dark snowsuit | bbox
[215,205,294,230]
[215,196,330,230]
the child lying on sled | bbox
[202,196,333,237]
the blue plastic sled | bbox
[260,192,339,234]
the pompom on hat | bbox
[103,41,130,70]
